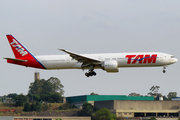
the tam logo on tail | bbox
[6,35,32,58]
[10,39,28,56]
[6,35,46,69]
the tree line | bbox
[0,79,178,116]
[128,85,177,100]
[1,77,64,112]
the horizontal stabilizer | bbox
[4,58,28,62]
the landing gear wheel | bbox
[163,66,167,73]
[85,71,97,77]
[85,72,89,77]
[92,71,96,76]
[94,72,96,76]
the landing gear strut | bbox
[163,66,166,73]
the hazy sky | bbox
[1,0,180,97]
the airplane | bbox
[4,35,178,77]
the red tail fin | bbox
[6,35,32,58]
[6,35,46,69]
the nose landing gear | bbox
[163,66,166,73]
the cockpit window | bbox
[171,56,175,58]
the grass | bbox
[55,108,81,112]
[0,103,70,110]
[49,103,71,110]
[0,102,77,116]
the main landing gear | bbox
[163,66,166,73]
[85,71,97,77]
[85,65,97,77]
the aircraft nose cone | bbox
[175,58,178,63]
[172,58,178,63]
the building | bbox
[172,97,180,101]
[66,95,180,118]
[34,72,40,81]
[94,100,180,117]
[66,95,154,108]
[0,97,14,103]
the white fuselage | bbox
[5,35,178,77]
[35,52,178,70]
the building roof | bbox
[66,95,154,103]
[172,97,180,101]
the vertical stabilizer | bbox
[6,35,32,58]
[5,34,46,69]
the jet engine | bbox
[101,60,119,72]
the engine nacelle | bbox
[101,60,119,72]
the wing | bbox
[59,49,102,64]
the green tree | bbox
[30,103,37,111]
[28,77,64,103]
[15,94,27,106]
[28,93,40,102]
[128,92,141,96]
[40,94,50,102]
[48,77,64,95]
[93,108,116,120]
[28,79,45,94]
[148,86,160,96]
[42,103,49,111]
[90,92,98,95]
[49,93,62,103]
[7,93,18,100]
[30,102,42,112]
[40,80,54,95]
[82,102,95,115]
[147,86,164,100]
[167,92,177,100]
[23,102,31,112]
[36,102,42,112]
